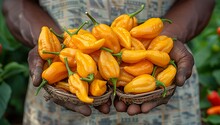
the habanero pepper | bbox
[138,38,152,50]
[112,27,132,49]
[131,37,146,50]
[89,79,107,97]
[85,12,121,54]
[75,51,97,83]
[55,81,70,92]
[117,68,134,87]
[35,62,68,95]
[124,74,167,97]
[38,26,62,63]
[130,18,172,39]
[43,48,80,68]
[98,50,120,96]
[123,59,154,76]
[207,90,220,106]
[64,57,94,103]
[145,50,171,67]
[156,64,177,87]
[148,35,174,53]
[111,4,145,31]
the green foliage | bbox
[0,0,30,124]
[189,0,220,124]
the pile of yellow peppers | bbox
[36,4,177,104]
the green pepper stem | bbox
[172,37,177,41]
[63,21,89,37]
[112,52,122,65]
[80,73,95,83]
[35,79,47,96]
[128,4,145,18]
[100,47,113,53]
[64,57,74,76]
[50,28,64,39]
[61,44,66,49]
[47,59,52,66]
[156,80,167,97]
[43,50,60,55]
[161,18,172,24]
[169,60,177,69]
[110,78,118,96]
[152,66,157,77]
[85,12,99,26]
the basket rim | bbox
[116,84,176,98]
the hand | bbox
[114,39,194,115]
[28,46,112,116]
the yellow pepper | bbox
[111,4,144,31]
[112,27,132,49]
[124,74,166,97]
[75,51,97,82]
[130,18,172,39]
[98,50,120,96]
[117,68,134,87]
[145,50,171,67]
[138,38,152,49]
[90,79,107,96]
[131,37,146,50]
[43,48,80,68]
[123,59,153,76]
[148,35,174,53]
[35,62,68,95]
[55,82,70,92]
[156,64,177,87]
[86,12,121,53]
[38,26,62,63]
[64,58,94,103]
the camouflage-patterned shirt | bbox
[23,0,201,125]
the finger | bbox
[28,46,44,87]
[169,41,194,86]
[94,99,112,114]
[114,96,127,112]
[141,97,170,113]
[127,104,141,116]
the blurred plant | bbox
[0,0,30,124]
[188,0,220,124]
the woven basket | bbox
[116,84,176,105]
[43,84,113,106]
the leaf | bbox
[213,70,220,85]
[0,62,28,80]
[194,45,212,68]
[205,115,220,125]
[0,82,12,118]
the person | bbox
[2,0,215,124]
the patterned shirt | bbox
[23,0,201,125]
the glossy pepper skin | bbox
[124,59,153,76]
[148,35,174,53]
[35,62,68,95]
[111,4,144,31]
[38,26,62,60]
[145,50,170,67]
[112,27,132,49]
[75,51,97,82]
[207,90,220,106]
[86,12,121,54]
[71,33,105,54]
[90,79,107,96]
[43,48,80,68]
[156,64,177,87]
[98,50,120,96]
[65,58,94,104]
[124,74,166,96]
[55,82,70,92]
[63,28,90,40]
[131,37,146,50]
[130,18,172,39]
[115,49,148,63]
[117,68,134,87]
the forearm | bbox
[162,0,215,43]
[2,0,62,48]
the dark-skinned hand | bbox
[114,39,194,116]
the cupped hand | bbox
[114,38,194,115]
[28,46,112,116]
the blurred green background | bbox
[0,0,220,125]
